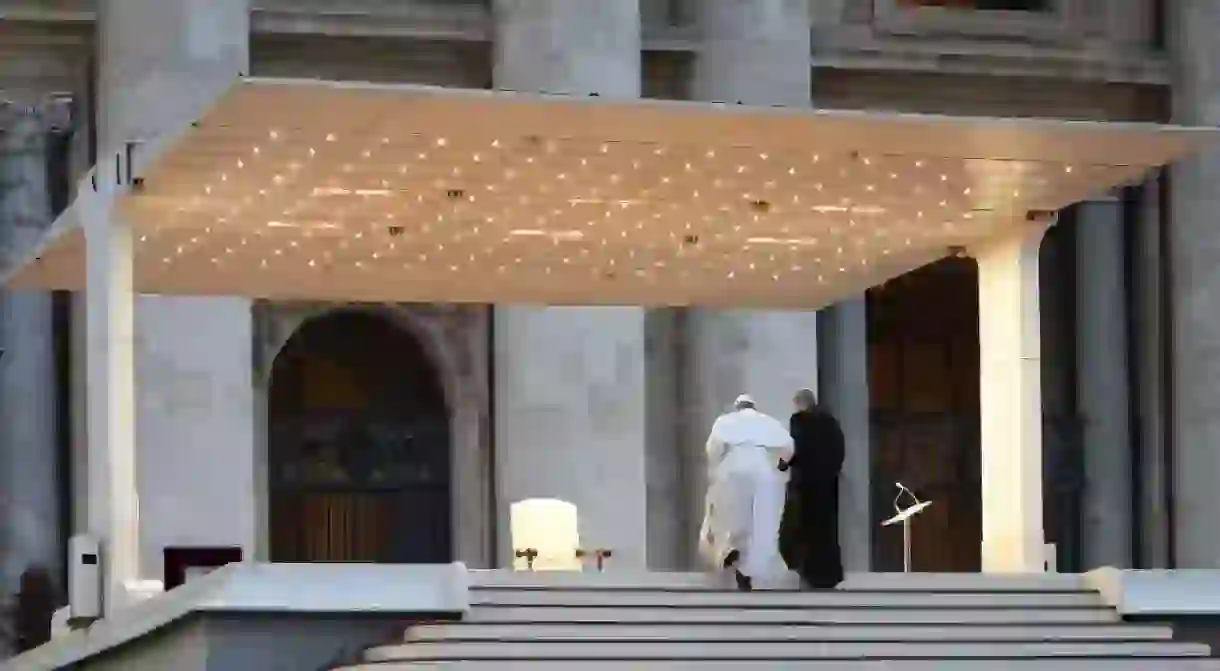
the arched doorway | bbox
[267,309,452,563]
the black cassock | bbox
[779,407,845,588]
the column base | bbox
[981,535,1049,574]
[116,579,165,610]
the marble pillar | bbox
[1134,175,1169,569]
[1168,2,1220,568]
[976,223,1050,573]
[690,0,813,106]
[1075,196,1133,569]
[818,300,871,572]
[808,2,874,572]
[96,0,256,585]
[1036,221,1072,566]
[644,308,686,570]
[67,86,93,548]
[0,111,62,593]
[81,158,138,615]
[493,0,641,97]
[685,0,819,567]
[492,0,650,569]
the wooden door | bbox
[868,258,981,572]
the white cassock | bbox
[698,407,795,580]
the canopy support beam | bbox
[82,167,141,614]
[976,218,1052,573]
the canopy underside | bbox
[5,78,1211,308]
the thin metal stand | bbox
[903,518,912,574]
[881,482,931,574]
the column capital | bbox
[969,218,1052,262]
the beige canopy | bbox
[4,78,1212,307]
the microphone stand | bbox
[882,482,930,574]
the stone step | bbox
[468,605,1121,624]
[405,622,1175,643]
[469,588,1102,609]
[344,660,1220,670]
[468,571,1092,593]
[363,640,1212,662]
[838,572,1092,592]
[468,570,802,591]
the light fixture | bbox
[310,187,392,197]
[748,237,819,247]
[509,229,585,241]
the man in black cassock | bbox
[779,388,845,589]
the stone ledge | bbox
[469,569,1092,592]
[1087,568,1220,616]
[250,7,491,41]
[0,561,470,671]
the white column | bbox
[975,223,1050,573]
[97,0,255,582]
[684,313,818,560]
[81,165,138,614]
[1075,196,1133,569]
[687,0,815,413]
[493,0,640,97]
[1134,175,1169,568]
[0,110,62,592]
[1168,1,1220,569]
[492,0,649,569]
[818,300,871,572]
[686,0,818,567]
[644,308,685,570]
[686,314,819,445]
[70,89,93,544]
[691,0,812,106]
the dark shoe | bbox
[722,549,741,569]
[734,569,753,592]
[801,575,842,591]
[802,581,841,591]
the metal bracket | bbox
[514,547,538,571]
[576,548,613,572]
[1025,209,1058,226]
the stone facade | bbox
[0,0,1208,650]
[0,100,62,659]
[1167,0,1220,570]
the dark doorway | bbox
[268,309,452,563]
[868,258,981,572]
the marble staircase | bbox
[338,571,1220,670]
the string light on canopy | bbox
[6,80,1202,309]
[119,132,1105,303]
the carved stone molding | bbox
[0,96,74,135]
[872,0,1084,43]
[251,0,490,40]
[0,0,93,23]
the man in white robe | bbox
[699,394,794,591]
